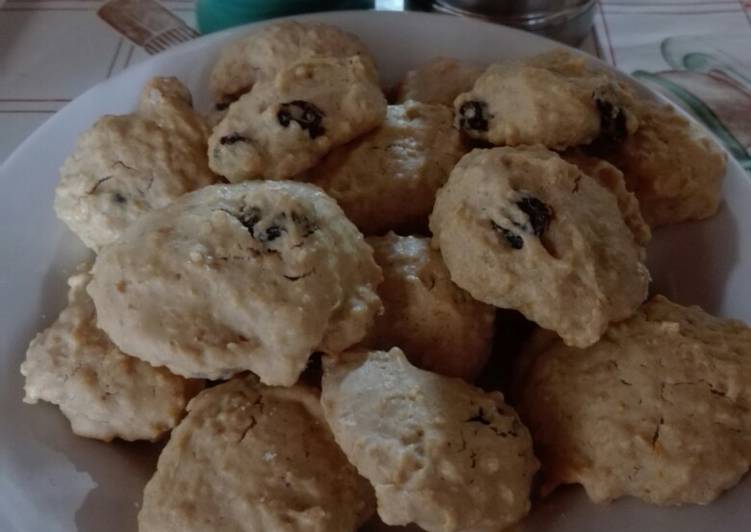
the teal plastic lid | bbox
[197,0,375,34]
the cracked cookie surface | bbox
[454,50,638,149]
[309,102,466,235]
[20,270,202,442]
[139,375,375,532]
[209,21,377,108]
[209,56,387,182]
[54,77,217,250]
[362,233,495,381]
[429,146,650,348]
[88,181,382,384]
[321,348,538,532]
[518,295,751,505]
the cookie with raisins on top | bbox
[209,56,386,182]
[454,50,638,150]
[88,181,382,385]
[429,146,649,348]
[209,21,378,109]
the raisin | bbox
[458,101,490,132]
[595,97,627,143]
[259,224,284,243]
[229,207,317,244]
[516,196,552,237]
[256,213,288,243]
[112,192,127,204]
[277,101,325,139]
[237,206,262,234]
[491,220,524,250]
[291,211,318,237]
[219,133,249,145]
[215,101,231,112]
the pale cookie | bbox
[54,77,217,250]
[395,57,483,107]
[562,150,651,245]
[139,375,375,532]
[518,295,751,505]
[454,50,638,149]
[430,146,650,348]
[88,181,382,384]
[209,56,387,182]
[20,271,201,442]
[209,21,377,108]
[597,101,726,227]
[321,348,538,532]
[362,233,495,381]
[309,102,466,235]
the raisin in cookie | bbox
[454,50,638,149]
[20,270,202,442]
[88,181,382,384]
[361,233,495,381]
[430,146,650,348]
[562,150,651,244]
[139,375,375,532]
[309,102,466,235]
[395,57,483,107]
[321,348,538,532]
[596,101,726,227]
[518,295,751,505]
[209,21,377,109]
[209,56,387,182]
[54,77,217,250]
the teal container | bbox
[197,0,375,34]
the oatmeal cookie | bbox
[597,101,726,227]
[209,21,377,108]
[430,146,650,347]
[321,348,538,532]
[454,50,638,149]
[88,181,382,384]
[54,77,216,250]
[362,233,495,381]
[309,102,465,235]
[209,56,387,182]
[21,270,201,442]
[139,375,375,532]
[519,295,751,505]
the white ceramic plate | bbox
[1,10,750,532]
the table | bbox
[1,0,750,166]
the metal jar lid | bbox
[408,0,596,45]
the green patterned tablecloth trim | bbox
[633,70,751,172]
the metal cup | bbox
[417,0,596,45]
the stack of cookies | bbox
[21,20,751,532]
